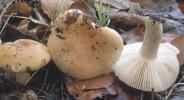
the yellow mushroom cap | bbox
[0,39,50,72]
[47,9,123,79]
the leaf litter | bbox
[1,0,184,100]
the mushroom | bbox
[47,9,123,79]
[113,17,180,92]
[0,39,50,84]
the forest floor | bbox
[0,0,184,100]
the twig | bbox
[37,69,49,95]
[151,89,155,100]
[0,0,15,27]
[0,0,16,39]
[155,93,164,100]
[24,69,41,86]
[32,8,48,26]
[165,76,184,99]
[165,82,184,100]
[0,15,12,38]
[4,15,49,26]
[31,87,50,96]
[140,92,144,100]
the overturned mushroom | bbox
[47,9,123,79]
[0,39,50,84]
[113,17,180,92]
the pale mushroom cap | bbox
[48,9,123,79]
[113,42,179,92]
[0,39,50,72]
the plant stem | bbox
[140,18,162,59]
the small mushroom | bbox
[113,17,180,92]
[47,9,123,79]
[0,39,50,84]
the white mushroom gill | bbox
[113,17,180,92]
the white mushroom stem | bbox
[140,18,162,59]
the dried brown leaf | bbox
[161,33,179,43]
[77,88,116,100]
[96,0,131,9]
[121,24,144,44]
[67,74,139,100]
[16,2,32,16]
[178,1,184,14]
[130,0,175,10]
[122,24,179,44]
[112,88,138,100]
[40,0,73,20]
[171,36,184,65]
[110,11,144,30]
[67,74,117,100]
[70,0,96,22]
